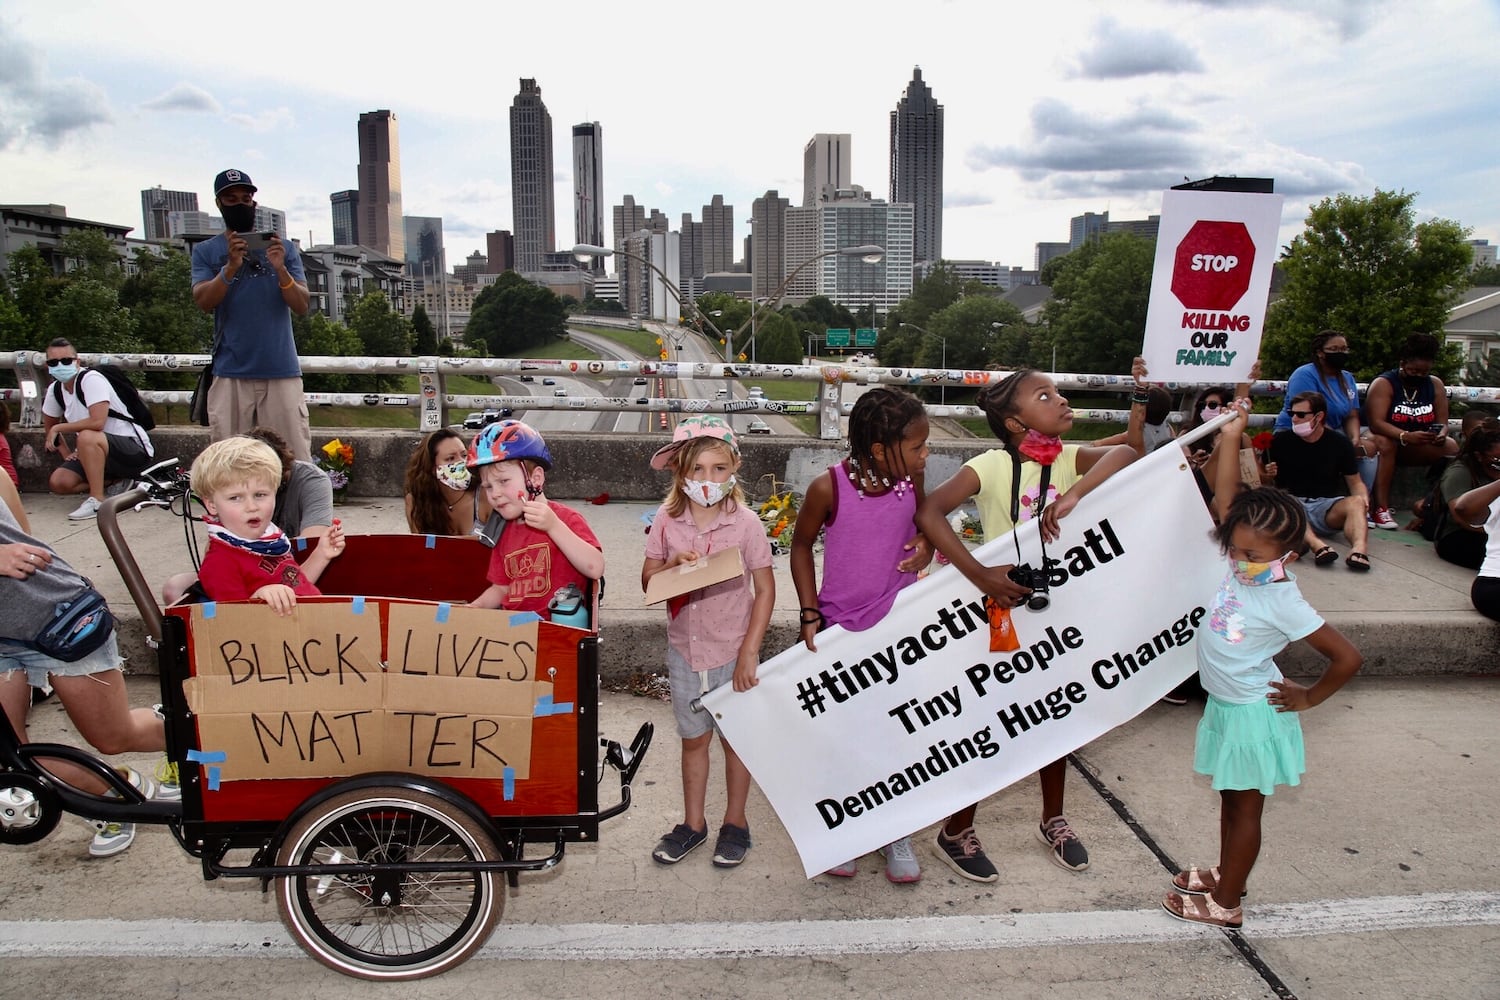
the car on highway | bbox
[633,377,648,385]
[746,418,772,435]
[461,408,512,430]
[716,388,729,399]
[553,389,567,397]
[519,375,534,382]
[747,386,765,398]
[543,378,557,386]
[462,411,487,429]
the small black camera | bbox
[1007,563,1051,611]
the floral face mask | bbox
[436,461,471,491]
[682,476,736,508]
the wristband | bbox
[1399,431,1407,446]
[799,607,825,627]
[278,275,295,290]
[1129,391,1150,405]
[219,267,235,286]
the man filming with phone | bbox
[190,168,312,461]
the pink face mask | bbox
[1291,419,1316,439]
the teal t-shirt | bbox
[1197,569,1324,704]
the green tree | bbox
[118,248,212,388]
[749,311,801,364]
[901,263,965,326]
[1040,232,1156,374]
[1470,263,1500,286]
[345,291,412,390]
[0,295,28,357]
[1260,190,1472,381]
[57,229,125,288]
[466,274,567,356]
[918,297,1029,372]
[6,245,62,342]
[43,279,139,354]
[294,313,363,392]
[411,304,438,354]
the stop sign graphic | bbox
[1171,220,1255,311]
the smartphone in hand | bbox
[240,231,276,251]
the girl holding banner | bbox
[915,369,1139,882]
[1163,401,1362,928]
[790,387,934,883]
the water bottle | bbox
[547,583,590,629]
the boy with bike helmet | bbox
[466,420,603,615]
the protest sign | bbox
[1141,188,1283,383]
[703,445,1224,877]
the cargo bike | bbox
[0,461,652,980]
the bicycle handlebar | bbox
[95,457,190,645]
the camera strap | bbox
[1009,450,1051,571]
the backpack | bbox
[51,364,156,431]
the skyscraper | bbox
[140,186,197,241]
[751,190,789,301]
[803,134,851,206]
[889,67,943,264]
[510,79,555,273]
[679,213,704,303]
[486,230,515,273]
[404,216,444,279]
[573,122,603,273]
[702,195,734,273]
[357,109,404,260]
[330,190,359,246]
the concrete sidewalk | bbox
[16,485,1497,681]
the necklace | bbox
[846,456,911,499]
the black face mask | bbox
[1322,351,1349,371]
[220,202,257,233]
[1401,373,1428,390]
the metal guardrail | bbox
[5,350,1497,440]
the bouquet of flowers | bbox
[318,438,355,492]
[758,488,798,551]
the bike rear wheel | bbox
[274,785,502,981]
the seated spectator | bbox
[1268,390,1372,571]
[1183,383,1256,506]
[0,404,17,487]
[1273,330,1372,449]
[1431,419,1500,569]
[0,473,173,858]
[404,429,493,536]
[190,437,345,613]
[40,339,155,521]
[1365,333,1459,530]
[1413,410,1490,526]
[1453,473,1500,622]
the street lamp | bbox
[571,244,731,358]
[899,321,946,404]
[732,244,884,364]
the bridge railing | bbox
[5,351,1497,439]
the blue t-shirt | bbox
[190,234,304,380]
[1274,363,1359,433]
[1196,569,1324,704]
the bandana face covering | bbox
[1232,551,1292,586]
[682,476,735,508]
[203,516,291,557]
[436,461,471,491]
[1018,429,1064,465]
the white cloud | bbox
[141,83,221,114]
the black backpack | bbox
[50,364,156,431]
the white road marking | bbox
[2,892,1497,961]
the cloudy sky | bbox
[2,0,1496,272]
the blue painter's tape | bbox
[425,534,437,549]
[185,749,227,763]
[503,767,515,800]
[352,595,366,615]
[295,536,309,552]
[435,603,451,623]
[202,602,217,619]
[207,766,221,791]
[533,696,574,717]
[508,611,542,627]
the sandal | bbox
[1312,546,1338,567]
[1345,551,1371,572]
[1170,865,1248,898]
[1162,890,1243,928]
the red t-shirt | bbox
[485,502,601,614]
[198,539,322,602]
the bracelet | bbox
[799,607,826,627]
[1399,432,1407,446]
[219,267,235,286]
[278,275,295,290]
[1129,391,1150,405]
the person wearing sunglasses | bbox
[39,339,156,520]
[1266,391,1373,571]
[189,168,312,464]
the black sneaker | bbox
[1037,815,1090,872]
[934,826,999,883]
[652,823,707,865]
[711,823,752,868]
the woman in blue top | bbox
[1273,331,1369,450]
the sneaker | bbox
[67,496,102,520]
[1037,815,1090,872]
[88,766,154,858]
[934,826,999,883]
[651,823,707,865]
[824,859,859,877]
[880,836,922,884]
[154,757,181,802]
[1369,506,1398,530]
[711,823,752,868]
[104,479,135,498]
[1159,692,1189,706]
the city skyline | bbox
[2,0,1497,273]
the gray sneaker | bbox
[934,826,998,883]
[880,836,922,884]
[67,496,102,520]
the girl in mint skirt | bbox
[1163,401,1363,929]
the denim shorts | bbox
[0,634,123,687]
[666,644,736,740]
[1297,496,1343,537]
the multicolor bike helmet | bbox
[467,419,552,470]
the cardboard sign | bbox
[1141,188,1284,383]
[644,546,745,605]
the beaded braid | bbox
[1213,486,1308,555]
[847,387,927,489]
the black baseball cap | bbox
[213,169,257,196]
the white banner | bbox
[1141,188,1284,384]
[704,446,1224,877]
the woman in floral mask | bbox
[403,429,491,536]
